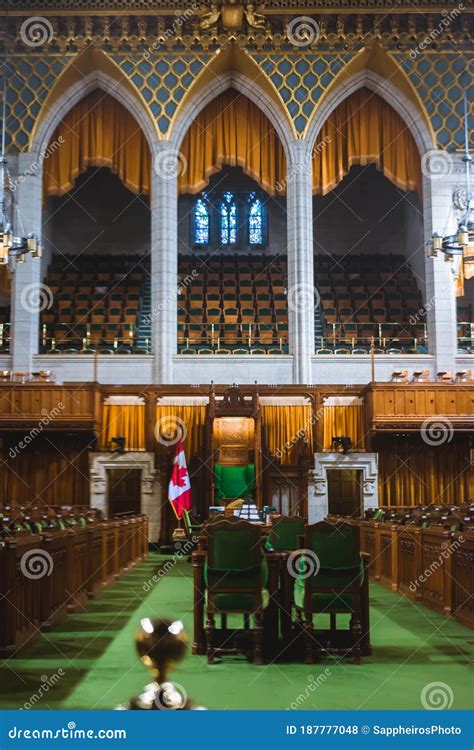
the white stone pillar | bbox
[150,142,179,384]
[422,157,459,374]
[286,140,314,384]
[10,153,43,374]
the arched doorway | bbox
[40,90,152,354]
[311,87,425,355]
[175,89,288,356]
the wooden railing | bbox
[363,383,474,432]
[333,517,473,629]
[0,514,148,656]
[0,382,101,431]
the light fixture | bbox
[332,436,352,454]
[0,62,42,271]
[427,89,473,267]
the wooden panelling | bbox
[0,383,100,431]
[452,532,474,629]
[356,519,472,628]
[365,383,474,432]
[0,515,148,656]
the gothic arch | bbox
[168,43,296,160]
[30,46,159,159]
[305,49,434,157]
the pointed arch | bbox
[305,47,434,157]
[168,42,296,159]
[31,46,159,159]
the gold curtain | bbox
[0,435,90,506]
[0,267,10,299]
[322,405,366,451]
[261,405,314,465]
[313,88,422,197]
[43,90,151,201]
[100,404,145,452]
[155,405,207,459]
[377,435,472,506]
[178,90,287,196]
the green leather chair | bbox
[205,518,268,665]
[294,521,363,664]
[266,515,307,552]
[214,463,255,503]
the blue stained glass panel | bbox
[249,196,264,245]
[194,196,209,244]
[220,192,237,244]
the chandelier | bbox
[426,89,473,271]
[0,63,42,271]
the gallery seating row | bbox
[0,508,148,656]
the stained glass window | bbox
[194,196,209,245]
[220,192,237,245]
[248,193,264,245]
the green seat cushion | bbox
[266,517,306,551]
[206,558,268,613]
[294,583,355,611]
[294,557,363,612]
[214,463,255,502]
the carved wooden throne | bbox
[202,386,262,515]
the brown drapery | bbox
[43,90,151,201]
[155,405,207,460]
[100,404,146,452]
[42,87,422,203]
[313,88,422,197]
[322,405,366,451]
[377,435,472,506]
[0,267,10,299]
[261,405,314,465]
[178,90,287,196]
[0,435,90,506]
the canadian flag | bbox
[168,439,191,519]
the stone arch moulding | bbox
[308,452,379,523]
[305,68,434,159]
[89,451,161,543]
[168,46,296,160]
[30,51,160,160]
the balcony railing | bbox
[458,321,474,353]
[39,324,151,355]
[315,322,427,354]
[0,323,11,353]
[177,322,288,354]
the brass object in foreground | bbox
[117,617,205,710]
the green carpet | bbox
[0,554,471,710]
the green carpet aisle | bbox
[0,554,471,710]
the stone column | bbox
[286,140,314,384]
[423,157,459,374]
[10,153,43,374]
[150,142,179,385]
